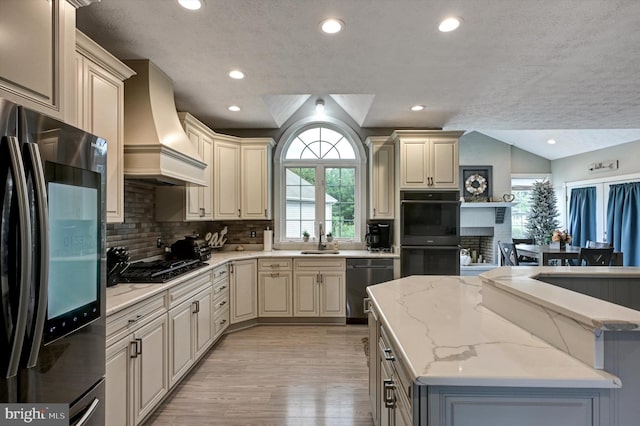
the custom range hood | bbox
[123,60,206,186]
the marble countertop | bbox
[107,249,397,316]
[367,274,621,389]
[480,266,640,331]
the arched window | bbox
[274,119,365,244]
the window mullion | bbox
[315,166,325,236]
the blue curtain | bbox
[606,182,640,266]
[568,187,596,247]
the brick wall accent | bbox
[106,180,273,261]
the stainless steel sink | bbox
[300,250,340,255]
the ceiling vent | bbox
[122,60,206,186]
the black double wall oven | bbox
[400,190,461,276]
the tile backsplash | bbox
[107,180,273,261]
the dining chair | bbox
[512,238,537,263]
[498,241,537,266]
[586,240,613,249]
[578,247,614,266]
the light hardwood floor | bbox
[146,325,374,426]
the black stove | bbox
[119,259,206,283]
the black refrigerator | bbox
[1,98,106,424]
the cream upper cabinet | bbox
[293,258,346,317]
[366,136,395,219]
[0,0,78,121]
[241,140,273,219]
[76,30,135,223]
[230,259,258,324]
[213,135,274,220]
[394,130,462,190]
[213,136,241,219]
[156,112,214,221]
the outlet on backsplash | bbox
[250,231,256,238]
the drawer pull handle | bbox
[220,319,227,325]
[383,348,395,361]
[135,338,143,355]
[130,340,138,358]
[218,301,226,307]
[128,315,142,324]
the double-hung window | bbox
[275,121,365,243]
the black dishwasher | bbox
[346,258,394,323]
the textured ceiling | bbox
[76,0,640,159]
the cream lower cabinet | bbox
[230,259,258,324]
[106,293,169,426]
[258,258,293,317]
[167,272,213,387]
[156,112,214,221]
[212,264,230,338]
[293,258,346,317]
[394,130,463,190]
[76,31,135,223]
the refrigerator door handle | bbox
[73,397,101,426]
[1,136,33,378]
[24,143,49,368]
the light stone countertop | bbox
[367,274,622,389]
[107,249,398,316]
[480,266,640,331]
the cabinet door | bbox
[214,140,241,219]
[293,272,320,316]
[168,301,194,387]
[0,0,64,117]
[230,260,258,324]
[84,60,126,223]
[241,145,269,219]
[371,143,395,219]
[429,138,459,189]
[194,286,213,359]
[368,307,380,425]
[319,272,345,317]
[106,335,134,426]
[184,128,214,221]
[258,271,293,317]
[133,314,169,424]
[400,139,428,188]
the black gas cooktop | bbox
[118,259,206,283]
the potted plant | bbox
[302,230,310,242]
[326,232,333,242]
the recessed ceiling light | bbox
[315,98,325,113]
[411,105,425,111]
[228,70,245,80]
[547,139,557,145]
[438,17,461,32]
[228,105,241,112]
[320,18,344,34]
[178,0,203,11]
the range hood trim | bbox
[123,144,207,186]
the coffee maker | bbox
[365,221,392,251]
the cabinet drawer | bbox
[258,258,292,270]
[168,271,212,308]
[213,276,229,298]
[293,258,345,271]
[107,292,167,343]
[213,291,229,312]
[213,307,229,337]
[212,264,229,283]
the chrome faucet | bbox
[318,222,326,250]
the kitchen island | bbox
[367,267,640,426]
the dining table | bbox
[515,244,624,266]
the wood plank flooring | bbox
[146,325,374,426]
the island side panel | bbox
[604,331,640,426]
